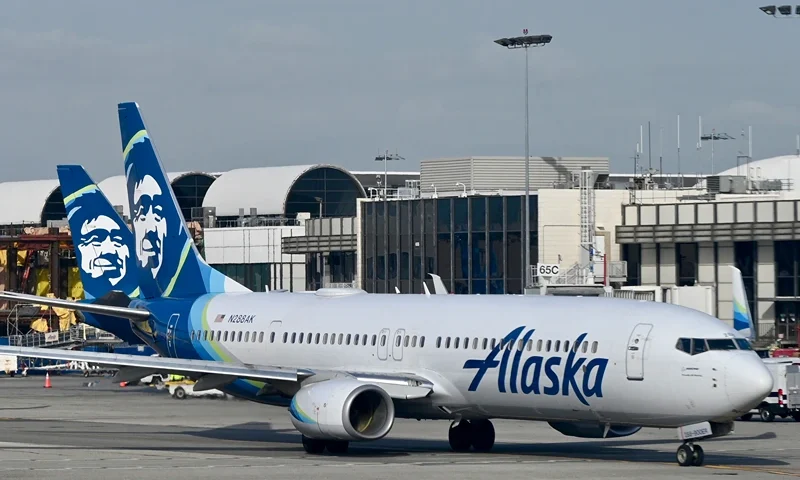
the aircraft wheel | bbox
[470,419,495,452]
[301,435,326,454]
[691,445,704,466]
[676,444,694,467]
[448,420,472,452]
[326,440,349,454]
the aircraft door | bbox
[392,329,406,361]
[626,323,653,380]
[166,314,180,357]
[268,321,282,345]
[377,328,390,360]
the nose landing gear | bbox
[676,442,704,467]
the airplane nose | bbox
[724,353,773,413]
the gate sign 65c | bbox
[537,263,560,277]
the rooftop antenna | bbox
[648,121,652,170]
[697,116,703,178]
[659,126,663,181]
[677,114,681,187]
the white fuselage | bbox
[171,290,770,428]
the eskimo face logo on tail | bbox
[463,326,608,406]
[133,174,167,279]
[78,214,129,285]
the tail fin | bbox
[58,165,139,300]
[730,266,755,341]
[117,102,249,298]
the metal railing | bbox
[9,324,120,348]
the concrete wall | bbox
[204,225,307,291]
[537,189,630,266]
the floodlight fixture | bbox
[760,5,777,15]
[760,4,800,16]
[493,34,553,50]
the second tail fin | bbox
[59,165,139,300]
[730,266,755,341]
[117,102,249,298]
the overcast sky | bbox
[1,0,798,182]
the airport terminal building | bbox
[1,153,798,345]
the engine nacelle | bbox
[289,378,395,442]
[548,421,641,439]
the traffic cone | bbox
[44,372,51,388]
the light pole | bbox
[494,30,552,289]
[375,150,405,199]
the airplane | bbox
[0,102,774,467]
[731,266,756,341]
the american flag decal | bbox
[214,314,226,323]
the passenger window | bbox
[546,340,552,352]
[314,333,320,344]
[420,336,426,348]
[371,335,377,346]
[676,338,691,354]
[446,337,452,349]
[363,334,368,346]
[224,331,229,342]
[191,331,195,341]
[517,339,524,351]
[307,333,312,344]
[591,341,598,353]
[404,336,409,347]
[238,331,244,342]
[244,331,250,342]
[298,333,304,344]
[453,337,459,349]
[354,334,360,345]
[527,339,533,351]
[292,333,297,344]
[437,337,442,348]
[482,338,488,350]
[203,331,209,341]
[322,333,328,344]
[472,337,478,349]
[346,334,352,345]
[338,334,343,345]
[564,341,570,352]
[282,332,288,343]
[411,336,418,348]
[691,338,707,355]
[581,341,588,353]
[555,340,561,351]
[537,339,543,352]
[490,338,497,349]
[381,335,387,346]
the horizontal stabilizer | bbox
[0,291,150,321]
[0,346,308,384]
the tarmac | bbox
[0,375,799,479]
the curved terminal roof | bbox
[714,155,800,192]
[203,165,366,217]
[0,179,61,225]
[97,171,217,218]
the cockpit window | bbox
[706,339,737,350]
[676,338,691,354]
[691,338,707,355]
[676,336,752,355]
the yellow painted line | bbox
[705,464,800,477]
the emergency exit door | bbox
[626,323,653,380]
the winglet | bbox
[429,273,449,294]
[423,283,431,297]
[730,266,755,341]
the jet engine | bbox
[548,421,641,439]
[289,378,395,442]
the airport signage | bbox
[536,263,560,278]
[463,326,608,407]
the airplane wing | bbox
[0,291,149,321]
[0,346,305,384]
[0,346,435,399]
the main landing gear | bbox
[301,435,349,455]
[676,442,704,467]
[448,419,496,452]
